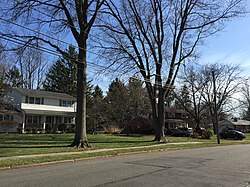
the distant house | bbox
[231,118,250,133]
[3,88,76,133]
[165,107,189,129]
[209,118,250,133]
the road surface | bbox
[1,144,250,187]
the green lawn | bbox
[1,133,250,158]
[0,133,249,168]
[0,134,156,157]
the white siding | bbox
[21,103,75,113]
[8,89,76,115]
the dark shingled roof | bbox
[12,88,76,100]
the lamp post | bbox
[212,70,220,144]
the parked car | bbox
[220,130,246,140]
[166,127,191,137]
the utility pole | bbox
[212,70,220,144]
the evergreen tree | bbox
[104,78,151,132]
[87,85,105,133]
[104,78,129,129]
[43,46,77,96]
[175,85,192,110]
[127,78,150,117]
[5,66,23,88]
[0,62,11,111]
[92,85,103,99]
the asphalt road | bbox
[1,144,250,187]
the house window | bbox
[64,117,72,124]
[33,116,38,124]
[58,117,63,124]
[29,97,35,104]
[35,98,41,104]
[27,97,43,105]
[27,116,39,124]
[60,100,72,107]
[28,116,32,124]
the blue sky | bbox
[89,3,250,92]
[1,1,250,92]
[198,12,250,76]
[95,12,250,92]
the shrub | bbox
[126,117,154,135]
[58,123,66,132]
[202,129,213,139]
[191,129,213,139]
[191,132,199,138]
[103,124,122,134]
[46,124,52,133]
[17,127,23,134]
[25,128,32,134]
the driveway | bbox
[1,144,250,187]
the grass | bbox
[0,133,249,168]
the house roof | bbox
[12,88,76,100]
[232,120,250,126]
[208,119,250,127]
[165,107,189,114]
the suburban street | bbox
[1,144,250,187]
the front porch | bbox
[20,110,75,133]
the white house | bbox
[6,87,76,133]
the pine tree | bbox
[127,78,150,117]
[104,78,129,129]
[5,66,23,88]
[43,46,77,96]
[175,85,192,110]
[87,85,105,133]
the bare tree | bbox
[97,0,245,141]
[174,66,207,129]
[199,63,243,133]
[240,78,250,120]
[14,45,47,89]
[0,0,105,148]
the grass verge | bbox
[0,142,215,168]
[0,133,249,168]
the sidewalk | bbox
[0,142,202,161]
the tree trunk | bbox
[195,118,201,129]
[212,118,217,135]
[152,91,167,142]
[70,41,91,148]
